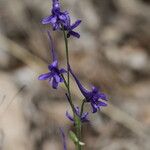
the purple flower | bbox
[66,107,89,123]
[42,0,70,30]
[41,0,81,38]
[38,31,67,89]
[69,66,108,113]
[66,20,82,38]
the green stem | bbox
[75,115,82,150]
[62,28,75,112]
[80,100,86,117]
[62,29,70,88]
[61,75,75,112]
[62,27,82,150]
[76,100,86,150]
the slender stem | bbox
[77,100,86,150]
[62,28,75,111]
[76,117,82,150]
[62,29,70,89]
[61,75,75,112]
[80,100,85,117]
[62,27,82,150]
[75,101,86,150]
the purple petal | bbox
[41,16,57,25]
[97,101,107,107]
[52,78,58,89]
[59,13,67,21]
[38,72,51,80]
[81,116,89,122]
[53,23,60,30]
[50,16,57,24]
[68,31,80,38]
[99,93,108,101]
[62,12,71,27]
[60,76,64,82]
[81,112,89,122]
[49,60,58,70]
[70,20,82,30]
[92,86,99,93]
[41,16,53,24]
[54,74,60,82]
[53,0,60,11]
[82,112,89,118]
[75,107,80,115]
[66,111,74,122]
[91,104,98,113]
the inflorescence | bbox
[39,0,108,149]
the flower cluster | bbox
[39,0,108,149]
[39,0,108,123]
[39,0,108,122]
[42,0,81,38]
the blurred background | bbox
[0,0,150,150]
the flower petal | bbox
[92,86,99,93]
[53,23,60,30]
[52,0,60,11]
[49,60,58,70]
[67,31,80,38]
[81,112,89,122]
[97,101,107,107]
[99,93,108,101]
[52,78,59,89]
[75,107,80,115]
[38,72,51,80]
[41,16,53,24]
[50,16,57,24]
[70,20,82,30]
[54,74,60,83]
[82,112,89,118]
[60,76,64,82]
[66,111,74,122]
[59,14,67,21]
[91,103,98,113]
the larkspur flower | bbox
[69,66,108,113]
[66,20,82,38]
[66,107,89,123]
[38,31,67,89]
[42,0,70,30]
[41,0,81,38]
